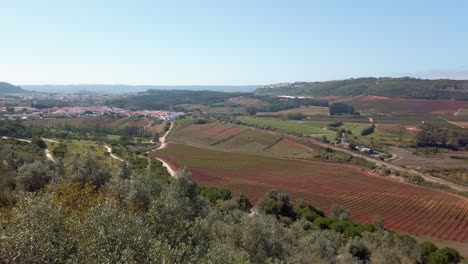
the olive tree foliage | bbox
[0,154,459,264]
[0,194,72,264]
[72,200,152,263]
[108,169,163,212]
[16,160,57,192]
[257,190,295,219]
[65,153,110,188]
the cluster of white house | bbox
[0,106,184,121]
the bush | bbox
[313,217,334,230]
[428,247,461,264]
[360,125,375,136]
[16,160,56,192]
[196,186,232,203]
[284,112,304,120]
[295,202,325,222]
[194,119,208,124]
[329,102,358,115]
[420,241,438,260]
[32,138,47,149]
[257,190,295,219]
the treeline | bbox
[329,102,359,116]
[26,117,156,138]
[0,120,44,138]
[246,97,329,115]
[415,124,468,150]
[108,89,252,110]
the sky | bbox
[0,0,467,85]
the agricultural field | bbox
[343,124,416,150]
[169,121,320,159]
[339,123,373,135]
[238,117,333,136]
[228,97,266,106]
[455,107,468,117]
[152,143,468,243]
[339,96,468,115]
[257,106,329,117]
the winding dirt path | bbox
[151,122,178,176]
[300,136,468,193]
[104,145,124,162]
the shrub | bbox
[313,217,334,230]
[196,186,232,204]
[428,247,461,264]
[257,190,295,219]
[284,112,304,120]
[16,160,56,192]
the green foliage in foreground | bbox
[0,152,463,263]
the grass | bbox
[47,139,120,171]
[257,106,329,117]
[340,123,372,135]
[239,117,333,136]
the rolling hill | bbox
[0,82,27,94]
[256,77,468,100]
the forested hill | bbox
[255,77,468,100]
[0,82,27,94]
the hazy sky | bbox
[1,0,467,85]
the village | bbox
[0,105,184,121]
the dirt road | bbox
[104,145,124,162]
[151,122,178,176]
[300,135,468,192]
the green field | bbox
[238,117,333,136]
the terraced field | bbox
[151,143,468,243]
[257,106,329,117]
[340,96,468,115]
[169,121,320,158]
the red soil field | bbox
[343,96,468,115]
[152,144,468,243]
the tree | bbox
[66,153,110,188]
[372,215,385,230]
[197,186,232,203]
[6,106,14,114]
[257,190,295,219]
[0,194,72,263]
[332,205,350,221]
[16,160,56,192]
[428,247,461,264]
[245,106,258,116]
[329,102,357,115]
[32,138,47,149]
[420,241,438,261]
[284,112,304,120]
[237,193,253,212]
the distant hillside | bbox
[255,77,468,100]
[109,89,253,109]
[0,82,27,94]
[23,84,258,94]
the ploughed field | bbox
[340,96,468,115]
[151,143,468,242]
[168,121,321,159]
